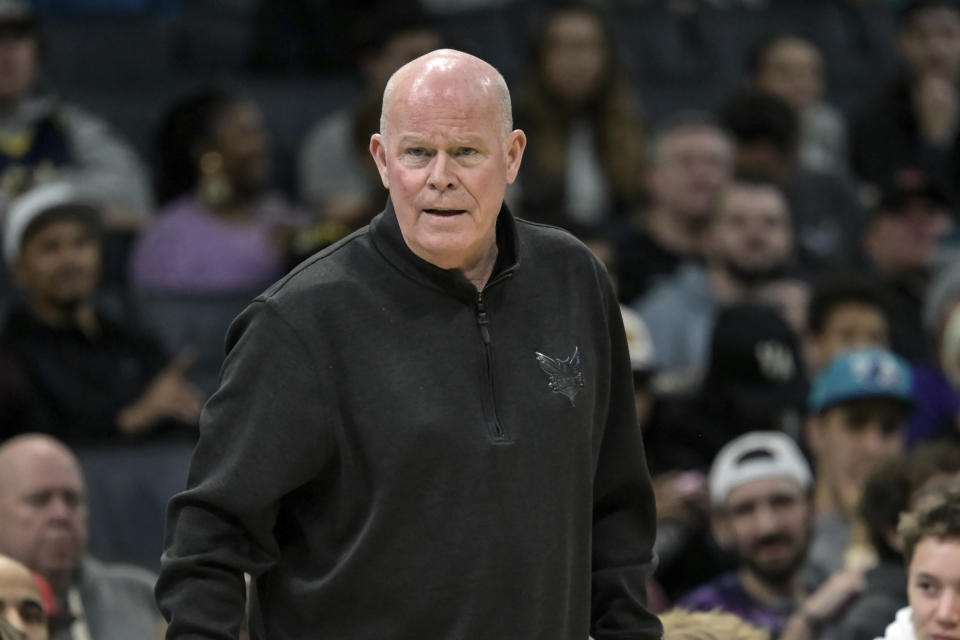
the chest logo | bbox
[535,346,584,406]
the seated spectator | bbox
[605,111,735,305]
[513,0,645,234]
[0,180,202,441]
[805,347,913,579]
[719,88,865,279]
[634,176,794,375]
[660,608,770,640]
[851,0,960,205]
[862,169,954,363]
[0,554,47,640]
[0,434,164,639]
[130,87,306,296]
[838,443,960,640]
[645,303,806,602]
[297,9,442,239]
[874,485,960,640]
[747,34,848,176]
[0,0,150,220]
[678,431,864,640]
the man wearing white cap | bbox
[0,179,202,440]
[678,431,865,640]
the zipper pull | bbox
[476,292,491,344]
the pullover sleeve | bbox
[590,271,663,640]
[155,299,335,639]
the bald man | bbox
[0,435,164,640]
[0,555,48,640]
[156,49,661,640]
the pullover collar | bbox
[369,199,521,304]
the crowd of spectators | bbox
[1,0,960,638]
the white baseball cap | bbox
[4,181,100,266]
[709,431,813,506]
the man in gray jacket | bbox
[0,434,164,640]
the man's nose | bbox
[936,589,960,626]
[46,495,73,521]
[858,426,892,457]
[754,504,779,533]
[5,610,28,635]
[428,153,457,192]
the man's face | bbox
[13,216,101,311]
[707,183,793,283]
[647,126,734,223]
[865,197,953,276]
[370,70,525,273]
[908,536,960,640]
[808,398,907,512]
[0,558,47,640]
[899,9,960,80]
[0,31,37,103]
[715,477,812,584]
[809,303,890,372]
[0,443,88,592]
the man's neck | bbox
[643,205,703,256]
[462,242,499,291]
[738,567,804,608]
[29,299,99,337]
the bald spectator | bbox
[0,434,164,640]
[0,554,48,640]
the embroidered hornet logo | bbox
[535,346,584,406]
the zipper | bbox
[476,290,505,441]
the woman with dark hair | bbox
[512,1,645,236]
[129,88,305,295]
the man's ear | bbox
[369,133,389,189]
[504,129,526,185]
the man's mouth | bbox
[423,208,466,217]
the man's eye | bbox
[457,147,478,156]
[18,601,45,624]
[918,581,939,596]
[406,148,430,157]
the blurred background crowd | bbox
[2,0,960,638]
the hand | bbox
[117,348,205,435]
[801,566,867,624]
[653,471,708,525]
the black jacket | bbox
[155,203,661,639]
